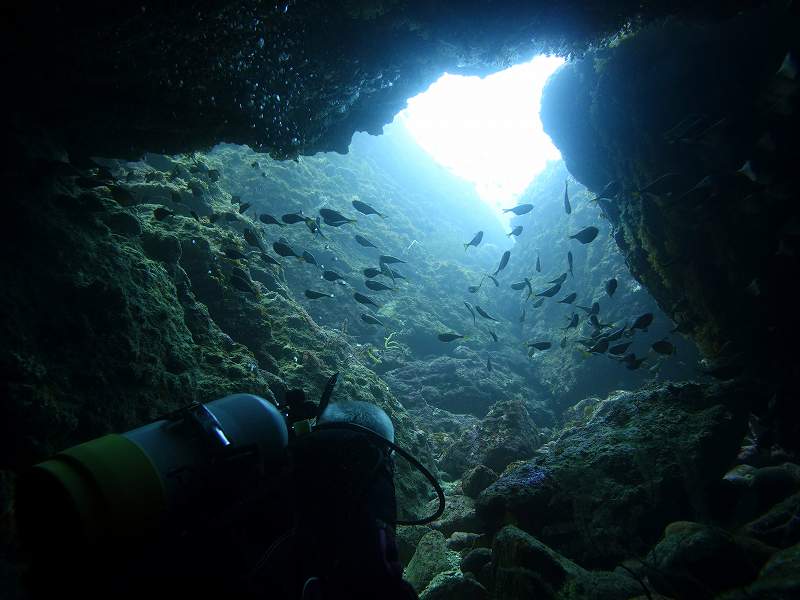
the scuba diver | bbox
[13,373,444,599]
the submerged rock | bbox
[462,465,499,499]
[405,530,461,593]
[419,571,489,600]
[429,495,482,538]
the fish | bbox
[352,200,385,218]
[567,251,573,277]
[594,180,621,201]
[365,280,394,292]
[569,226,600,244]
[622,353,646,370]
[511,281,528,291]
[355,235,378,248]
[438,332,465,343]
[563,314,579,330]
[535,282,562,298]
[548,272,568,285]
[222,247,247,260]
[536,255,541,272]
[388,269,406,280]
[360,313,385,326]
[589,314,613,329]
[153,207,174,220]
[560,336,568,348]
[273,241,299,258]
[363,268,381,278]
[468,285,481,293]
[304,217,326,238]
[558,292,577,304]
[631,313,654,331]
[487,356,492,372]
[258,213,284,227]
[605,278,618,297]
[486,274,499,287]
[503,203,533,215]
[320,208,356,226]
[282,212,305,225]
[587,339,609,354]
[608,341,632,356]
[379,261,396,284]
[493,251,510,276]
[507,225,523,237]
[532,298,545,308]
[243,229,264,249]
[238,202,252,214]
[305,290,334,299]
[464,302,477,326]
[564,180,571,214]
[603,325,627,342]
[475,306,500,322]
[301,250,319,267]
[464,231,484,251]
[379,254,406,265]
[651,340,675,355]
[354,292,379,307]
[527,341,552,351]
[323,270,345,282]
[519,308,526,323]
[577,302,600,316]
[260,252,281,267]
[488,329,498,343]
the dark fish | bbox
[354,292,379,307]
[511,281,528,290]
[464,302,477,326]
[567,251,573,277]
[588,339,609,354]
[243,229,264,249]
[379,261,396,284]
[535,282,562,298]
[365,280,393,292]
[487,356,492,372]
[464,231,484,251]
[569,226,599,244]
[486,274,499,287]
[651,340,675,355]
[259,214,284,227]
[355,235,378,248]
[302,250,319,267]
[352,200,385,218]
[604,326,627,342]
[560,336,568,348]
[153,207,174,220]
[389,269,407,280]
[488,329,498,343]
[594,180,621,201]
[528,341,552,351]
[306,216,326,238]
[536,255,541,272]
[564,180,571,214]
[605,278,618,297]
[260,252,281,267]
[519,308,526,323]
[468,285,481,293]
[589,314,613,329]
[360,313,385,326]
[323,270,345,282]
[507,225,523,237]
[608,341,632,356]
[631,313,654,331]
[222,247,247,260]
[548,272,568,285]
[363,267,381,278]
[622,353,646,370]
[230,275,258,295]
[282,212,305,224]
[379,255,406,265]
[558,292,577,304]
[273,241,299,258]
[238,202,252,214]
[503,203,533,215]
[532,298,545,308]
[563,314,579,330]
[320,208,356,225]
[305,290,334,299]
[475,306,499,322]
[493,251,510,276]
[438,332,465,342]
[577,302,600,316]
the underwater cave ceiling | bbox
[6,0,750,162]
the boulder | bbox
[429,495,483,537]
[742,491,800,549]
[460,548,492,575]
[462,465,498,499]
[396,525,432,566]
[404,531,461,593]
[419,571,489,600]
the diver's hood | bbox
[317,400,394,444]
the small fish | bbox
[379,255,406,265]
[260,252,281,267]
[558,292,577,304]
[354,292,379,307]
[282,212,305,225]
[302,250,319,267]
[560,336,568,348]
[589,314,613,329]
[360,313,385,326]
[651,340,675,355]
[468,285,481,293]
[365,280,394,292]
[608,341,632,356]
[379,261,396,284]
[569,227,600,244]
[604,326,627,342]
[577,302,600,316]
[323,270,345,282]
[243,228,264,249]
[320,208,356,225]
[564,180,571,214]
[475,306,500,322]
[587,339,609,354]
[519,308,526,323]
[438,332,465,343]
[352,200,385,218]
[487,329,498,343]
[305,290,334,299]
[486,274,499,287]
[273,241,299,258]
[631,313,654,331]
[548,272,568,285]
[238,202,252,214]
[605,278,618,297]
[503,203,533,215]
[388,269,406,280]
[567,251,574,277]
[304,218,326,238]
[464,302,477,326]
[493,251,510,276]
[355,235,378,248]
[507,225,523,237]
[532,298,545,308]
[622,353,646,370]
[527,341,552,351]
[153,207,174,220]
[535,282,562,298]
[563,314,579,330]
[536,255,541,273]
[487,356,492,372]
[464,231,484,251]
[511,281,528,291]
[222,247,247,260]
[363,268,381,278]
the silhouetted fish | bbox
[631,313,654,331]
[548,272,568,285]
[493,251,510,276]
[577,302,600,316]
[301,250,319,267]
[464,301,477,326]
[282,212,305,224]
[507,225,523,237]
[238,202,251,214]
[260,252,281,267]
[606,278,617,297]
[320,208,356,225]
[323,270,345,282]
[563,314,579,330]
[532,298,545,308]
[536,255,541,272]
[379,255,406,265]
[594,180,621,201]
[608,341,632,356]
[223,247,247,260]
[487,356,492,371]
[355,235,378,248]
[569,227,599,244]
[486,274,499,287]
[475,306,499,322]
[464,231,483,251]
[273,241,299,258]
[243,228,264,249]
[153,207,174,220]
[588,339,609,354]
[564,180,571,214]
[503,203,533,215]
[438,332,465,342]
[558,292,577,304]
[528,341,552,351]
[651,340,675,355]
[568,251,573,277]
[488,329,498,343]
[360,313,385,326]
[305,290,333,299]
[365,280,393,292]
[352,200,385,218]
[535,282,562,298]
[363,267,381,278]
[354,292,379,307]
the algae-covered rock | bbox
[460,547,492,575]
[477,382,751,568]
[462,465,498,499]
[742,491,800,549]
[397,524,433,566]
[419,571,489,600]
[429,495,482,538]
[405,530,461,593]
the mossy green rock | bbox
[405,530,461,593]
[419,571,489,600]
